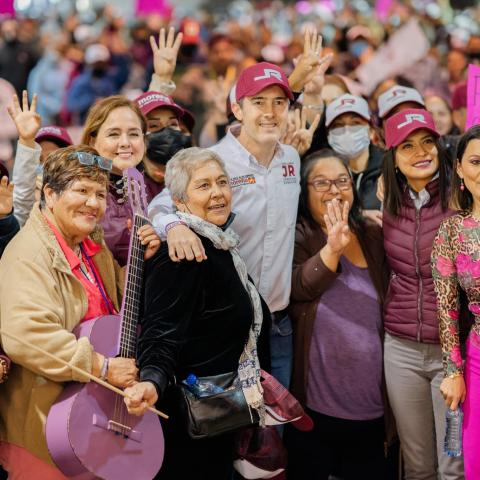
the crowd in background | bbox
[1,1,480,480]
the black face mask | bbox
[146,127,192,165]
[91,66,107,77]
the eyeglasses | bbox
[69,152,113,171]
[307,177,352,192]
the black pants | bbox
[284,408,386,480]
[153,392,234,480]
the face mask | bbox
[328,125,370,159]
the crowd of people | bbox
[0,1,480,479]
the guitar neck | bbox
[119,214,148,358]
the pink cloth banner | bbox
[0,0,14,16]
[466,64,480,130]
[375,0,393,21]
[135,0,171,16]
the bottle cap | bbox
[185,374,197,386]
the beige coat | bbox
[0,204,123,464]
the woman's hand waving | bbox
[324,199,351,255]
[320,199,351,272]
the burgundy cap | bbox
[234,425,287,479]
[135,91,184,118]
[451,83,467,110]
[261,370,313,432]
[35,126,73,147]
[233,62,293,103]
[384,108,439,149]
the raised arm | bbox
[8,91,42,226]
[148,26,183,95]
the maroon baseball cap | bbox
[261,370,313,432]
[233,62,293,103]
[35,126,73,147]
[135,91,184,118]
[384,108,439,149]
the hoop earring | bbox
[460,179,465,191]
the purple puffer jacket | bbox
[383,180,453,343]
[100,175,133,267]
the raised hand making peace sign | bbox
[281,107,320,156]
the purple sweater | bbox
[307,257,383,420]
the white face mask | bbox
[327,125,370,159]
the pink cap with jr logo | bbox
[384,108,439,149]
[233,62,293,103]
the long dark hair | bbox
[382,136,449,216]
[298,148,365,234]
[450,125,480,212]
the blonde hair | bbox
[81,95,147,145]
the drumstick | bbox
[0,329,168,419]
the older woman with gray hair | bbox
[124,147,270,479]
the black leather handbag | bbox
[173,371,259,439]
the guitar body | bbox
[46,317,164,480]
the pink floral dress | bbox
[431,213,480,376]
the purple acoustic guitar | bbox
[46,169,164,480]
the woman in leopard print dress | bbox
[432,125,480,479]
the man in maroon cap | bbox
[150,61,299,391]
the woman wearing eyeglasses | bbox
[0,145,159,479]
[81,95,148,266]
[381,109,463,479]
[286,149,390,479]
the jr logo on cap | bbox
[337,98,355,109]
[254,69,282,81]
[397,113,426,129]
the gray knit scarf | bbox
[177,212,265,424]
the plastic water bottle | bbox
[444,406,463,457]
[183,374,224,397]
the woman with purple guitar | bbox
[0,145,160,479]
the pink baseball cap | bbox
[35,126,73,147]
[325,94,371,127]
[233,62,293,103]
[135,91,184,118]
[378,85,425,119]
[384,108,439,149]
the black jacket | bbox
[352,144,384,211]
[138,235,271,397]
[0,214,19,258]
